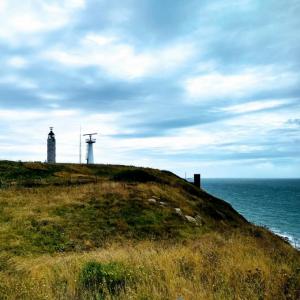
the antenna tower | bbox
[79,126,82,164]
[83,133,97,164]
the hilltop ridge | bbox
[0,160,248,253]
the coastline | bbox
[270,227,300,250]
[200,178,300,251]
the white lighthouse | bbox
[47,127,56,163]
[83,133,97,164]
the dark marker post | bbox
[194,174,201,188]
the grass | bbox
[0,161,299,299]
[1,236,299,299]
[79,261,130,296]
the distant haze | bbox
[0,0,299,178]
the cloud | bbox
[0,75,37,90]
[287,119,300,126]
[221,99,291,114]
[0,108,78,121]
[6,56,29,68]
[184,67,299,102]
[43,33,194,79]
[0,0,85,44]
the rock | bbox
[195,215,203,225]
[185,215,197,224]
[159,201,167,206]
[175,208,183,216]
[151,195,160,200]
[148,198,157,204]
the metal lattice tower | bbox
[47,127,56,163]
[83,133,97,164]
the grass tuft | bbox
[78,261,130,297]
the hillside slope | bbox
[0,161,248,253]
[0,161,299,299]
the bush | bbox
[79,261,130,296]
[112,169,161,183]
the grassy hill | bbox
[0,161,299,299]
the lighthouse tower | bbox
[47,127,56,163]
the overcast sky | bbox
[0,0,299,178]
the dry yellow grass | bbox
[1,233,299,300]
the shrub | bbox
[112,169,161,183]
[79,261,130,296]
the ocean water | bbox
[201,179,300,248]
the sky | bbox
[0,0,299,178]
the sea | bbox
[200,179,300,249]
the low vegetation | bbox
[0,161,299,299]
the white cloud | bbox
[7,56,28,68]
[0,109,42,121]
[0,1,5,12]
[85,33,117,46]
[225,110,292,129]
[221,99,290,114]
[43,33,194,79]
[0,108,78,121]
[114,132,216,153]
[184,67,299,102]
[38,93,64,101]
[0,75,37,89]
[0,0,85,44]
